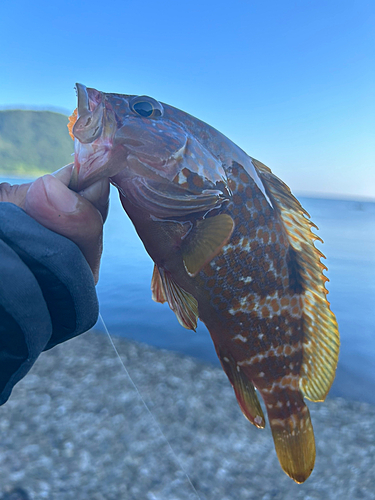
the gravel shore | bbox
[0,330,374,500]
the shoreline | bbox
[1,172,375,204]
[0,330,374,499]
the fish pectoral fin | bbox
[156,266,198,331]
[182,214,234,277]
[151,264,167,303]
[220,354,265,428]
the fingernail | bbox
[42,175,78,213]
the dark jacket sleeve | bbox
[0,202,99,405]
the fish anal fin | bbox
[182,214,234,277]
[219,353,265,429]
[151,264,167,304]
[264,389,316,483]
[251,157,340,402]
[157,266,198,331]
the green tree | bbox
[0,110,74,176]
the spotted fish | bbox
[68,83,340,483]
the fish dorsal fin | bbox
[219,353,265,428]
[251,158,340,402]
[152,265,198,331]
[182,214,234,277]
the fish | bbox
[68,83,340,483]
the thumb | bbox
[24,174,107,283]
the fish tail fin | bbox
[263,389,315,483]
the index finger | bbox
[53,164,110,222]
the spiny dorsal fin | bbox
[220,353,265,428]
[153,265,198,331]
[182,214,234,277]
[251,157,340,402]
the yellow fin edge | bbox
[251,158,340,401]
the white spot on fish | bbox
[240,276,253,283]
[233,334,248,343]
[260,373,299,394]
[240,297,247,306]
[177,171,187,184]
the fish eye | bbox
[130,96,163,119]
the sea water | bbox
[1,177,374,404]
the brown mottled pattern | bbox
[198,162,305,404]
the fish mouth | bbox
[73,83,104,144]
[69,83,118,191]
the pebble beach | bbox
[0,330,374,500]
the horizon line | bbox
[0,104,71,116]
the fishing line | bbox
[98,312,202,500]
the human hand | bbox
[0,165,110,405]
[0,163,110,283]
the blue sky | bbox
[1,0,374,199]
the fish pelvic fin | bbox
[218,352,265,428]
[153,265,198,331]
[251,158,340,402]
[182,213,234,277]
[262,388,315,483]
[151,264,167,303]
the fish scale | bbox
[198,161,303,365]
[68,83,339,484]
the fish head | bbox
[69,84,228,208]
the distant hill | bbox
[0,110,74,176]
